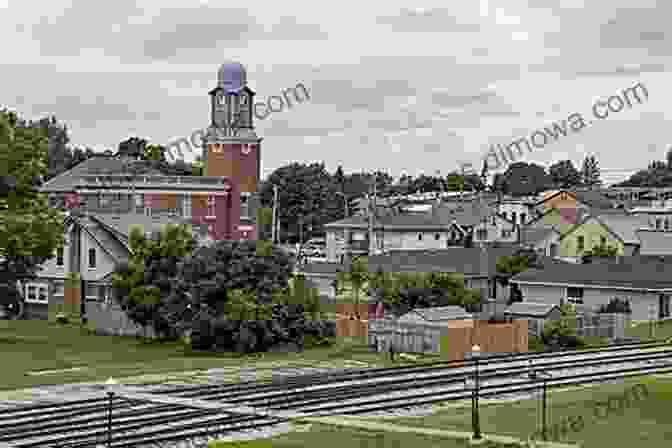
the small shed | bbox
[504,302,562,336]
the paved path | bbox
[297,415,583,447]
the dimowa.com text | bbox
[461,81,648,175]
[165,83,310,162]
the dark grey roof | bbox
[367,247,518,277]
[572,189,615,209]
[505,302,561,318]
[40,156,131,192]
[400,306,472,321]
[295,262,349,276]
[510,260,672,291]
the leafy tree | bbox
[581,155,601,188]
[111,224,196,339]
[445,172,465,192]
[496,248,542,305]
[666,146,672,170]
[256,207,273,240]
[0,109,65,290]
[500,162,551,196]
[548,160,581,189]
[333,165,346,191]
[542,303,585,348]
[344,256,370,317]
[143,143,167,162]
[117,137,148,159]
[259,162,345,242]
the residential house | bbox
[509,261,672,322]
[629,204,672,231]
[519,227,561,257]
[524,206,585,235]
[593,213,649,255]
[292,262,347,300]
[497,197,537,226]
[324,213,453,262]
[434,200,497,246]
[472,213,519,245]
[556,215,628,261]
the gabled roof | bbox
[572,189,615,209]
[91,213,193,240]
[524,206,583,230]
[66,214,130,265]
[40,156,132,193]
[596,213,649,245]
[534,190,579,208]
[558,214,625,244]
[510,261,672,291]
[433,201,495,227]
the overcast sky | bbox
[1,0,670,184]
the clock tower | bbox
[202,62,262,241]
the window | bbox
[511,212,517,224]
[577,235,585,251]
[501,229,512,238]
[656,218,662,230]
[666,219,671,231]
[56,247,64,267]
[207,195,216,218]
[502,212,507,220]
[600,236,607,246]
[88,248,96,269]
[477,228,488,240]
[99,194,110,207]
[183,194,192,218]
[521,213,526,225]
[566,287,584,304]
[25,284,48,304]
[418,233,423,241]
[240,193,250,218]
[435,233,441,241]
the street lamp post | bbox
[105,377,117,448]
[528,361,552,441]
[471,344,482,440]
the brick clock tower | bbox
[202,62,262,241]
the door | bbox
[660,294,671,319]
[550,243,558,257]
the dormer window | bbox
[88,248,96,269]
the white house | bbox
[510,259,672,322]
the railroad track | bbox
[0,340,670,448]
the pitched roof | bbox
[596,213,649,245]
[367,247,518,277]
[519,227,559,245]
[510,261,672,291]
[558,214,625,244]
[400,306,472,322]
[505,302,561,318]
[636,229,672,256]
[573,189,615,209]
[91,213,193,239]
[67,214,130,264]
[40,156,131,192]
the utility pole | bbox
[368,175,377,254]
[271,184,279,243]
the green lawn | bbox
[367,375,672,447]
[0,320,421,391]
[625,319,672,341]
[208,423,464,448]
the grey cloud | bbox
[599,7,672,56]
[574,63,667,77]
[376,7,481,33]
[263,16,329,40]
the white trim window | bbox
[183,194,192,218]
[25,283,48,304]
[207,195,216,218]
[240,193,251,218]
[56,247,64,267]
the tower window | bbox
[207,195,216,217]
[240,193,251,218]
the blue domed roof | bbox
[217,61,247,93]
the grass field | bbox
[365,375,672,447]
[0,320,430,391]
